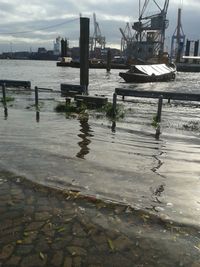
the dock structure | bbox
[74,94,108,108]
[60,84,86,97]
[56,61,130,69]
[0,80,31,88]
[60,83,108,108]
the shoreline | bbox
[0,169,200,266]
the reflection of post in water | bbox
[155,124,160,140]
[2,84,8,118]
[111,120,116,133]
[36,111,40,122]
[76,117,93,159]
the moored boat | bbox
[176,56,200,72]
[119,64,176,83]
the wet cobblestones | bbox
[0,171,200,267]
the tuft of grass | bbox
[55,101,125,120]
[151,115,159,128]
[55,102,75,113]
[1,96,15,103]
[54,102,87,114]
[99,102,125,119]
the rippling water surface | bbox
[0,60,200,228]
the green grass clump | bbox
[55,102,76,113]
[99,102,125,119]
[1,96,15,103]
[55,102,87,114]
[151,115,159,128]
[55,100,125,121]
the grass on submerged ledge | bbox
[98,102,125,119]
[55,101,125,120]
[0,96,15,103]
[55,102,86,114]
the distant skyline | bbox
[0,0,199,53]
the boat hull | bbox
[176,63,200,72]
[119,71,176,83]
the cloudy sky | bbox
[0,0,199,53]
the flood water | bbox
[0,60,200,230]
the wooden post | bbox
[35,86,40,122]
[156,95,163,122]
[2,83,8,117]
[106,49,111,72]
[80,17,89,95]
[112,92,117,117]
[35,86,39,108]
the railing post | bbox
[156,95,163,123]
[106,49,111,72]
[112,92,117,117]
[35,86,40,122]
[35,86,39,108]
[2,83,8,117]
[154,95,163,139]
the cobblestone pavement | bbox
[0,171,200,267]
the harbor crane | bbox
[121,0,170,62]
[90,13,106,51]
[170,8,185,62]
[119,23,134,53]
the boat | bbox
[176,56,200,72]
[119,64,176,83]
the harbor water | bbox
[0,60,200,264]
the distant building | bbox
[53,36,61,56]
[38,47,47,54]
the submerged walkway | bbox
[0,171,200,267]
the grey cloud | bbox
[0,2,15,13]
[0,0,199,52]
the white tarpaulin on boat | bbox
[135,64,174,76]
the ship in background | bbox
[120,0,170,64]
